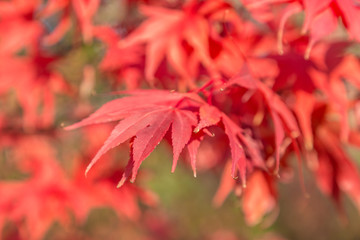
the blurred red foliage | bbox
[1,0,360,239]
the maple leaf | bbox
[72,0,100,43]
[0,137,72,240]
[69,162,158,222]
[0,135,158,240]
[120,0,233,87]
[200,108,254,184]
[41,0,100,44]
[93,26,144,89]
[314,125,360,214]
[0,51,70,129]
[268,43,360,144]
[292,98,360,215]
[66,90,202,186]
[317,46,360,141]
[221,65,300,175]
[67,88,268,187]
[244,0,360,57]
[213,163,276,225]
[242,170,277,225]
[0,0,43,57]
[0,1,71,129]
[190,101,263,186]
[213,160,237,207]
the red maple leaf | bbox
[221,65,300,175]
[0,134,157,240]
[66,90,203,185]
[94,26,144,89]
[120,0,232,87]
[213,162,277,225]
[291,99,360,215]
[243,0,360,57]
[41,0,100,44]
[0,51,70,129]
[0,0,71,129]
[67,88,271,187]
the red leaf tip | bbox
[84,165,92,177]
[171,163,177,173]
[193,127,200,133]
[117,177,127,188]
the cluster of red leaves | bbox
[0,124,157,240]
[1,0,360,238]
[71,0,360,225]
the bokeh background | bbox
[1,0,360,239]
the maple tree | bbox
[1,0,360,239]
